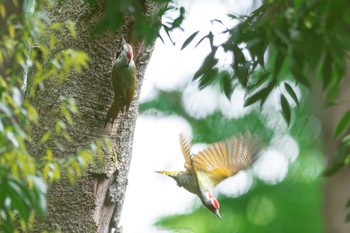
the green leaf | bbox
[163,26,175,45]
[195,33,210,48]
[284,83,299,107]
[323,142,349,176]
[244,90,260,107]
[220,72,234,99]
[210,19,224,25]
[8,179,30,220]
[273,51,285,77]
[325,78,341,106]
[247,72,270,92]
[346,211,350,222]
[23,0,35,13]
[40,131,51,143]
[227,14,239,20]
[0,103,12,116]
[66,20,77,39]
[232,45,248,87]
[207,32,214,49]
[291,66,309,88]
[244,80,276,107]
[323,162,343,177]
[280,94,291,126]
[84,0,98,7]
[198,68,218,89]
[247,37,268,68]
[321,53,332,89]
[33,191,47,218]
[193,48,218,80]
[347,199,350,208]
[158,33,165,44]
[333,110,350,138]
[181,31,199,50]
[170,6,185,30]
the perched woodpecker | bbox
[157,133,262,220]
[105,42,136,127]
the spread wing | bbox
[191,133,262,191]
[179,134,192,171]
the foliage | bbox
[139,78,324,232]
[179,0,350,217]
[0,169,47,233]
[140,90,272,142]
[84,0,185,45]
[182,0,350,114]
[157,176,323,233]
[0,0,108,231]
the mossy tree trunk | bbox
[27,0,162,232]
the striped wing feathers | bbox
[192,134,261,190]
[179,134,192,171]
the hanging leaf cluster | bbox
[181,0,350,125]
[85,0,185,45]
[181,0,350,219]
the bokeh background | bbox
[120,0,326,232]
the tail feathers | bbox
[155,171,181,178]
[104,100,120,128]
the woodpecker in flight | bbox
[105,42,136,127]
[157,133,262,220]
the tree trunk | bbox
[312,61,350,233]
[27,1,163,232]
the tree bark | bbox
[312,61,350,233]
[27,0,163,232]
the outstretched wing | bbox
[179,134,192,171]
[191,133,262,191]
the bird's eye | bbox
[115,51,121,59]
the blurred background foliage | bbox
[136,1,350,230]
[179,0,350,176]
[140,71,325,232]
[157,177,324,233]
[159,0,350,228]
[84,0,185,45]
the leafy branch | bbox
[179,0,350,220]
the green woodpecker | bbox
[105,42,136,127]
[157,134,262,220]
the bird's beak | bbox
[215,210,222,220]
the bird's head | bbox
[201,191,221,220]
[114,43,134,67]
[122,43,133,65]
